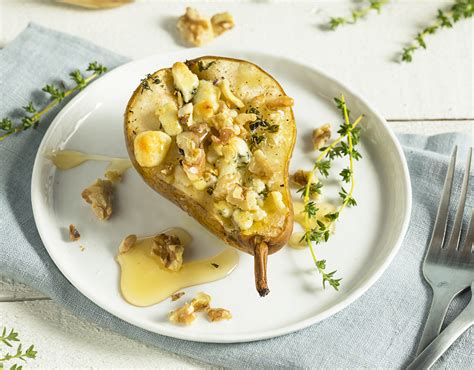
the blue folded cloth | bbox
[1,23,472,368]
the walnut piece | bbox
[81,179,114,220]
[169,303,196,325]
[69,224,80,241]
[171,292,185,301]
[151,233,184,271]
[176,7,214,47]
[118,234,137,254]
[207,308,232,322]
[248,149,273,178]
[211,12,235,36]
[312,124,331,150]
[191,292,211,312]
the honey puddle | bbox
[116,228,239,307]
[49,150,132,176]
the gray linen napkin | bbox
[1,23,473,369]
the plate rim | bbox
[31,48,412,343]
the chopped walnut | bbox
[291,169,311,187]
[176,7,214,47]
[211,12,235,36]
[104,170,122,183]
[118,234,137,254]
[226,185,259,211]
[169,303,196,325]
[248,149,273,178]
[312,124,331,150]
[191,292,211,312]
[213,173,241,200]
[69,224,80,241]
[151,233,184,271]
[265,95,294,110]
[171,291,185,301]
[81,179,114,220]
[207,308,232,322]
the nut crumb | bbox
[151,233,184,271]
[119,234,137,254]
[80,245,85,252]
[169,303,196,325]
[207,308,232,322]
[69,224,81,241]
[312,124,331,150]
[265,96,294,110]
[171,292,185,301]
[191,292,211,312]
[81,179,114,220]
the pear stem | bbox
[254,241,269,297]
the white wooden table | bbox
[1,0,473,368]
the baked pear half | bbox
[124,57,296,296]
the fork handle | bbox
[407,296,474,370]
[416,286,457,354]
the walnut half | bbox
[176,7,214,47]
[151,233,184,271]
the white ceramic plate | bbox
[31,49,411,343]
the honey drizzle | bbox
[116,228,239,307]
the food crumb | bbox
[207,308,232,322]
[69,224,81,241]
[80,245,85,252]
[211,263,219,269]
[171,292,185,301]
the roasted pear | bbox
[124,57,296,296]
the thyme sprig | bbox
[401,0,473,62]
[328,0,389,30]
[0,61,107,141]
[301,95,363,290]
[0,327,37,369]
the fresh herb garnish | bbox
[0,327,37,369]
[328,0,389,30]
[401,0,473,62]
[198,60,216,72]
[301,94,363,290]
[206,186,215,195]
[0,62,107,141]
[140,73,161,93]
[259,185,270,199]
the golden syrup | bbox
[49,150,132,176]
[116,228,239,307]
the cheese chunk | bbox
[172,62,199,103]
[156,102,182,136]
[133,131,172,167]
[193,80,221,119]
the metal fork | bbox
[416,146,473,355]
